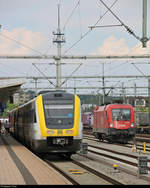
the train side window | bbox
[34,112,37,123]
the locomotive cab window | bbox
[44,104,73,117]
[112,108,131,121]
[43,99,74,129]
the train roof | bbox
[41,90,75,99]
[94,103,133,112]
[106,103,133,107]
[9,90,78,114]
[38,90,66,95]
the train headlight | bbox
[47,130,55,134]
[110,123,113,128]
[131,123,134,127]
[66,130,73,134]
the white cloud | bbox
[129,41,150,55]
[0,28,47,55]
[92,36,150,56]
[1,28,150,57]
[94,36,129,55]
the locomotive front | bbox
[36,91,82,155]
[107,104,136,142]
[93,104,136,143]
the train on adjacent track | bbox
[9,90,83,157]
[135,111,150,133]
[83,103,136,143]
[82,108,150,137]
[93,104,135,143]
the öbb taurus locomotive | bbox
[93,104,135,143]
[9,90,82,157]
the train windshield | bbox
[112,108,131,121]
[43,100,74,129]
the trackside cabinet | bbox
[137,156,148,175]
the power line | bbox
[32,63,55,87]
[78,0,83,38]
[0,32,44,55]
[63,0,118,54]
[99,0,141,41]
[60,62,82,86]
[131,63,147,77]
[63,0,80,31]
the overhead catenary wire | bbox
[63,0,80,32]
[0,26,57,85]
[0,61,27,76]
[78,0,83,38]
[131,63,148,78]
[99,0,141,42]
[63,0,118,54]
[0,26,55,57]
[60,62,82,86]
[32,63,55,87]
[0,32,44,56]
[102,61,130,74]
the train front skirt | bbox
[31,137,82,154]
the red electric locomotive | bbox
[93,104,135,143]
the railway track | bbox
[83,134,150,152]
[30,131,150,185]
[83,131,150,150]
[83,130,150,143]
[136,134,150,143]
[40,141,150,185]
[44,155,123,185]
[84,136,150,155]
[87,144,150,170]
[79,142,150,184]
[33,136,150,185]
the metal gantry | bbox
[0,0,149,91]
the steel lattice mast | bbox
[53,4,65,89]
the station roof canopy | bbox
[0,78,26,103]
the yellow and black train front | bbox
[35,91,82,155]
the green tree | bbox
[2,102,18,117]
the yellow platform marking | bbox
[69,169,86,174]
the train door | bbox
[14,111,19,139]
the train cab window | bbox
[112,108,130,121]
[43,100,74,129]
[44,104,73,118]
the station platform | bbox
[0,134,71,185]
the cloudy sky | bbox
[0,0,150,55]
[0,0,150,95]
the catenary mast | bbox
[141,0,148,47]
[53,4,65,89]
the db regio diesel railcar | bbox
[93,104,136,143]
[9,91,83,157]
